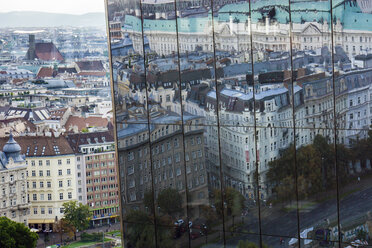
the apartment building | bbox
[0,133,29,225]
[0,134,79,231]
[66,131,119,226]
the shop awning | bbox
[28,219,55,224]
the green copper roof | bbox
[123,0,372,33]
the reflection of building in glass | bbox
[112,1,372,57]
[117,107,208,218]
[106,0,372,247]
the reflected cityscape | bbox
[106,0,372,247]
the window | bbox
[67,159,70,164]
[33,208,37,214]
[47,181,51,188]
[67,180,71,187]
[58,169,62,176]
[68,192,72,199]
[31,170,36,177]
[59,193,63,200]
[48,194,52,201]
[46,170,50,176]
[176,167,181,176]
[40,182,44,188]
[59,181,63,187]
[32,182,36,188]
[48,208,52,214]
[40,194,44,201]
[39,170,43,177]
[58,160,62,165]
[39,160,42,166]
[67,169,71,175]
[33,194,37,201]
[46,160,50,166]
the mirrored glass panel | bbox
[106,0,372,247]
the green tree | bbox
[214,187,244,218]
[62,201,90,240]
[237,240,268,248]
[267,135,345,202]
[157,188,183,217]
[125,210,173,248]
[200,205,218,227]
[54,218,75,243]
[0,216,38,248]
[143,191,154,214]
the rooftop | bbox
[0,135,74,157]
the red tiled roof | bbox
[0,135,73,157]
[76,61,105,72]
[65,116,109,132]
[36,67,56,78]
[34,43,64,61]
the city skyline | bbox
[0,0,105,15]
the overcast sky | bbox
[0,0,105,14]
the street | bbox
[202,183,372,247]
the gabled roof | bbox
[34,43,64,62]
[36,67,57,79]
[75,61,105,72]
[5,107,51,122]
[65,116,110,132]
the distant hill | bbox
[0,11,106,28]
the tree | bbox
[62,201,90,240]
[156,188,183,218]
[54,218,75,243]
[0,216,38,248]
[214,187,245,219]
[125,210,173,248]
[143,191,154,214]
[237,240,268,248]
[267,135,342,202]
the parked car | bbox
[190,229,200,240]
[174,219,184,226]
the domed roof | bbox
[3,133,22,154]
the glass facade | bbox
[105,0,372,247]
